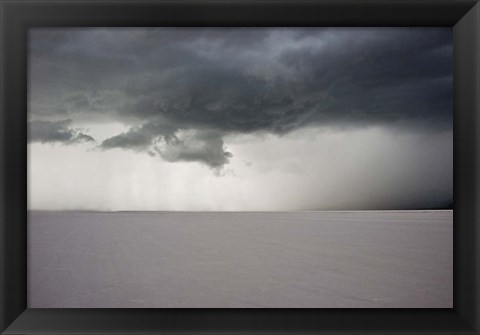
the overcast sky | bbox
[28,28,452,211]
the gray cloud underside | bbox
[101,124,231,168]
[29,120,94,144]
[29,28,452,167]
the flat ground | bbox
[28,211,452,308]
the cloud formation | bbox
[29,120,94,144]
[29,28,452,168]
[100,124,231,168]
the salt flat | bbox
[28,211,452,308]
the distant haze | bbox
[28,28,453,211]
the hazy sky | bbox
[28,28,453,211]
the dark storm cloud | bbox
[152,130,232,168]
[29,120,95,144]
[98,122,231,168]
[29,28,452,167]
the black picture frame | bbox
[1,0,479,333]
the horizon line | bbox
[27,209,454,213]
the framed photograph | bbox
[1,0,479,334]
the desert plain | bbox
[28,210,452,308]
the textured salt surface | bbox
[28,211,452,308]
